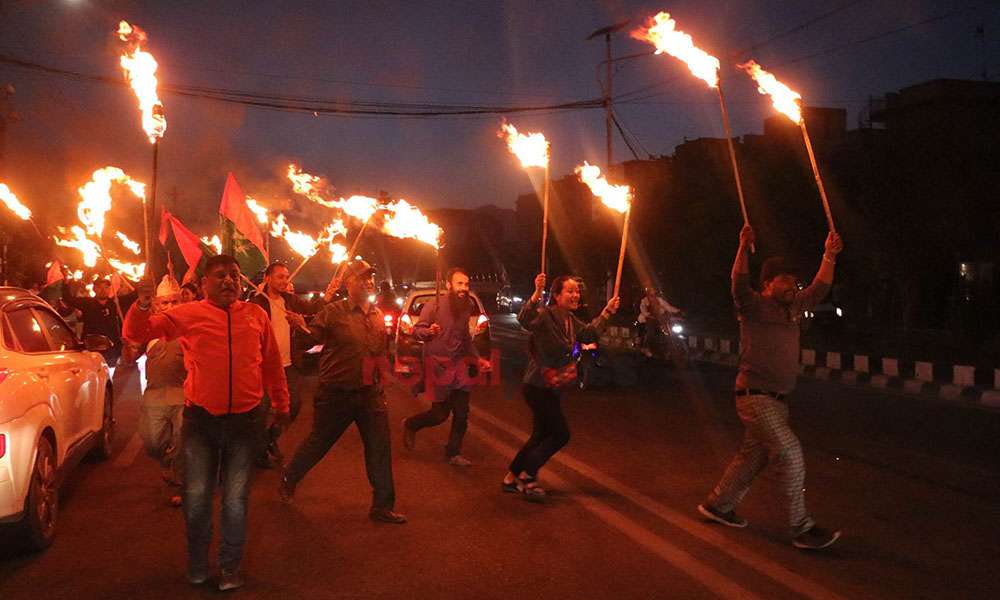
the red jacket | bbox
[124,299,289,416]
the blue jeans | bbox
[181,403,264,573]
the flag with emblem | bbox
[161,211,218,282]
[218,172,267,277]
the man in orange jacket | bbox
[125,255,289,591]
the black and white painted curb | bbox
[599,326,1000,409]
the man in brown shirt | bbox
[279,261,405,524]
[698,225,843,551]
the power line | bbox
[0,52,605,119]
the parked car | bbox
[394,288,492,377]
[496,285,530,314]
[0,287,114,551]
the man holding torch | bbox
[279,260,405,525]
[698,225,843,550]
[124,255,289,590]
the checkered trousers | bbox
[706,393,814,535]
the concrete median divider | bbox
[666,329,1000,410]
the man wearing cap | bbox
[124,255,289,590]
[697,225,843,551]
[133,275,187,507]
[249,262,317,467]
[280,260,405,524]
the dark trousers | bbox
[261,365,302,453]
[405,389,470,458]
[181,404,264,573]
[508,384,571,478]
[285,384,395,510]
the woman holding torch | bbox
[502,273,619,501]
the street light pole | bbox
[587,20,630,171]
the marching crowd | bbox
[35,224,842,590]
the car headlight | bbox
[512,296,523,303]
[836,307,843,317]
[671,324,683,334]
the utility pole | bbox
[587,20,630,171]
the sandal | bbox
[517,476,546,502]
[501,480,520,494]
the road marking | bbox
[471,406,848,600]
[469,421,762,600]
[113,432,143,468]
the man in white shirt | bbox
[249,263,315,467]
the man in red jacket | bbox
[125,255,289,591]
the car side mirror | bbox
[83,334,112,353]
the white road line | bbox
[469,422,762,600]
[113,432,143,468]
[472,406,848,600]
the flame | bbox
[245,196,270,225]
[0,183,31,220]
[739,60,802,123]
[117,21,166,142]
[77,167,146,238]
[575,162,631,213]
[106,257,145,279]
[286,164,378,221]
[317,219,348,249]
[200,235,222,255]
[498,122,549,168]
[380,199,443,248]
[54,226,102,267]
[328,242,348,265]
[115,232,142,255]
[337,195,378,222]
[631,12,720,88]
[286,164,330,205]
[270,213,321,258]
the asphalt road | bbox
[2,312,998,599]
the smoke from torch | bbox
[118,21,166,143]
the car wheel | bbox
[88,388,114,461]
[18,437,58,551]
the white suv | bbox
[0,288,114,551]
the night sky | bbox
[1,0,997,231]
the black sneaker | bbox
[793,525,841,550]
[698,503,748,528]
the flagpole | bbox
[613,205,630,299]
[799,117,836,232]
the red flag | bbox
[219,173,267,257]
[45,261,63,287]
[167,215,207,281]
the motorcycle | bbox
[636,312,689,370]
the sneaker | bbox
[698,503,748,528]
[278,473,296,504]
[402,420,416,451]
[267,438,284,461]
[369,507,407,524]
[218,569,244,591]
[793,525,841,550]
[448,455,472,467]
[186,564,209,586]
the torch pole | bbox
[147,138,159,276]
[613,205,631,299]
[435,247,442,300]
[288,253,317,281]
[798,118,836,232]
[334,215,373,281]
[717,78,755,252]
[541,162,550,275]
